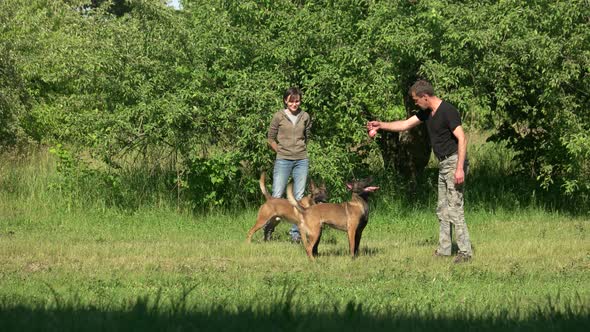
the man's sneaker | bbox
[433,249,450,257]
[453,252,472,263]
[291,236,301,244]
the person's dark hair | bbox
[410,80,435,97]
[283,87,302,106]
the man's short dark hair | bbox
[410,80,435,97]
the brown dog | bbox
[246,172,327,243]
[287,179,379,259]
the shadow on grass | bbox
[2,283,588,332]
[0,299,588,332]
[317,245,381,257]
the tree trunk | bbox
[377,96,431,188]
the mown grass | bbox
[1,199,589,331]
[0,139,589,331]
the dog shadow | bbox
[315,245,381,258]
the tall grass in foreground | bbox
[1,289,588,332]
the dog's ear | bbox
[363,186,380,193]
[310,180,317,191]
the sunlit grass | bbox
[0,140,589,331]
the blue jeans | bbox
[267,158,309,240]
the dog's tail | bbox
[286,182,305,213]
[286,182,310,236]
[259,171,272,200]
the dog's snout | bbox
[314,193,329,203]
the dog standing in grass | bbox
[246,172,327,243]
[287,179,379,260]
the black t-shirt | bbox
[416,101,461,159]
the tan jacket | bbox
[267,109,311,160]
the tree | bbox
[2,0,588,209]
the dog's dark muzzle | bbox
[314,193,329,203]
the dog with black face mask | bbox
[287,178,379,260]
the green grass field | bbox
[1,143,589,331]
[1,198,589,331]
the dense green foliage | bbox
[1,0,588,209]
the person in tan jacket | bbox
[264,87,312,243]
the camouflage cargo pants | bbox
[436,154,472,256]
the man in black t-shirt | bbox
[367,80,473,263]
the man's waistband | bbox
[437,152,457,162]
